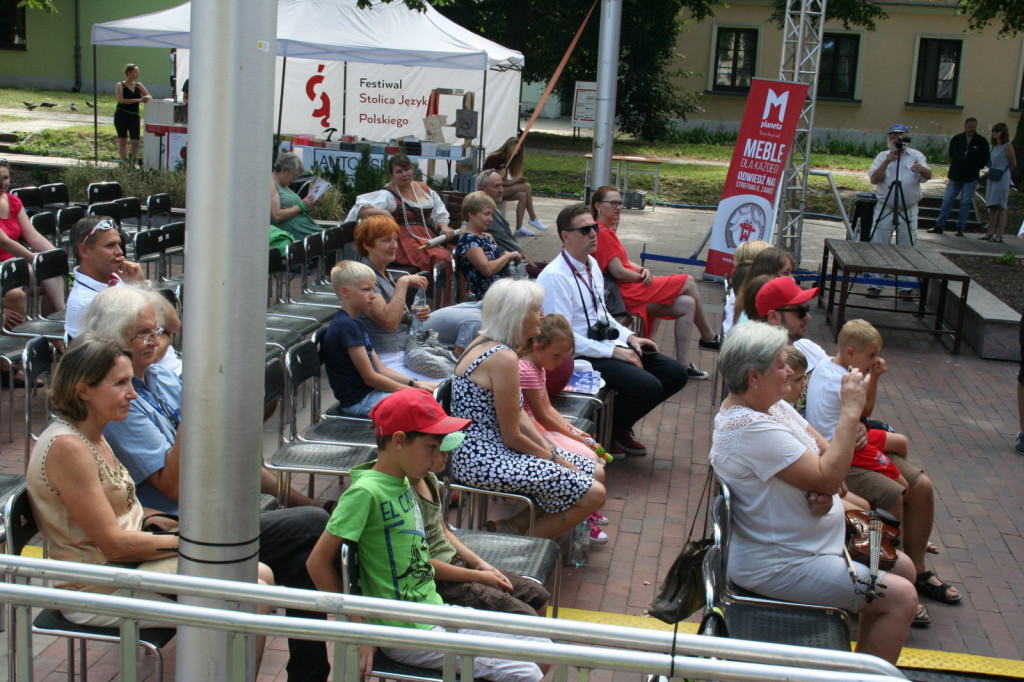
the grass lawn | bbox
[0,87,118,118]
[11,125,120,161]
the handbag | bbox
[404,328,458,378]
[648,469,714,624]
[987,167,1005,182]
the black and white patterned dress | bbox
[450,344,596,513]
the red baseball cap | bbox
[755,277,819,318]
[370,389,472,437]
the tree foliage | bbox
[956,0,1024,37]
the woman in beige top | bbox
[27,333,180,626]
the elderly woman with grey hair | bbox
[78,285,319,511]
[710,321,918,664]
[449,278,605,540]
[271,151,322,239]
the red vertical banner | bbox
[704,79,809,279]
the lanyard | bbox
[133,377,181,429]
[561,250,600,312]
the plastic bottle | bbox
[571,520,590,567]
[410,289,427,333]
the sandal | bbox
[979,234,993,240]
[915,571,962,604]
[912,604,931,628]
[926,541,939,554]
[993,235,1004,243]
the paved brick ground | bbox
[3,194,1023,679]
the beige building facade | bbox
[674,0,1023,145]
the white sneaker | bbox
[515,226,536,237]
[528,218,549,231]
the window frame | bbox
[911,35,964,107]
[0,0,27,51]
[816,32,861,101]
[709,25,760,94]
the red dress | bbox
[0,193,25,262]
[594,222,689,334]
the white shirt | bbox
[869,146,928,208]
[794,338,829,373]
[804,358,847,441]
[343,185,450,225]
[65,268,121,338]
[536,250,633,359]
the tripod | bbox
[868,147,919,295]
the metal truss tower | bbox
[776,0,827,263]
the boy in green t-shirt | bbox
[306,389,550,681]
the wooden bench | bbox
[816,238,971,354]
[583,154,662,209]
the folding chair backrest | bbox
[3,483,38,558]
[87,201,121,223]
[10,187,43,213]
[87,181,123,204]
[114,196,142,228]
[146,193,172,227]
[434,379,453,412]
[30,211,58,243]
[39,182,70,207]
[23,336,54,461]
[32,250,69,316]
[161,221,185,253]
[264,357,286,408]
[0,258,30,299]
[304,231,326,285]
[57,205,85,234]
[340,541,362,595]
[134,228,162,263]
[284,339,323,439]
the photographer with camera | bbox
[865,124,933,297]
[537,205,688,458]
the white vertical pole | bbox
[591,0,622,189]
[176,0,277,678]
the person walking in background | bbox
[483,137,549,236]
[114,63,151,165]
[979,122,1017,243]
[929,117,989,237]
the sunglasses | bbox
[85,218,117,241]
[599,200,624,207]
[776,304,810,318]
[563,224,599,236]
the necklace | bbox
[390,182,431,243]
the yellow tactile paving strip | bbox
[555,607,1024,678]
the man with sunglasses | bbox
[537,204,688,458]
[754,277,828,372]
[64,215,146,338]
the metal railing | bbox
[0,555,905,681]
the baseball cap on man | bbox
[755,277,819,318]
[370,388,471,437]
[888,123,909,134]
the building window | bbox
[0,0,27,50]
[818,33,859,99]
[914,38,962,105]
[713,28,757,93]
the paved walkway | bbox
[2,197,1023,679]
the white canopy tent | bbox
[92,0,524,154]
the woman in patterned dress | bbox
[449,279,606,539]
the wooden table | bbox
[816,239,971,354]
[583,154,662,209]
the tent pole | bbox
[275,57,287,158]
[480,70,488,161]
[93,45,98,163]
[342,62,347,135]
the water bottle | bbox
[410,289,427,333]
[571,520,590,568]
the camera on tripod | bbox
[587,321,619,341]
[893,136,911,150]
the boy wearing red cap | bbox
[306,389,549,681]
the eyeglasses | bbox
[132,326,164,345]
[776,304,810,318]
[85,218,117,241]
[563,224,599,236]
[599,200,624,207]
